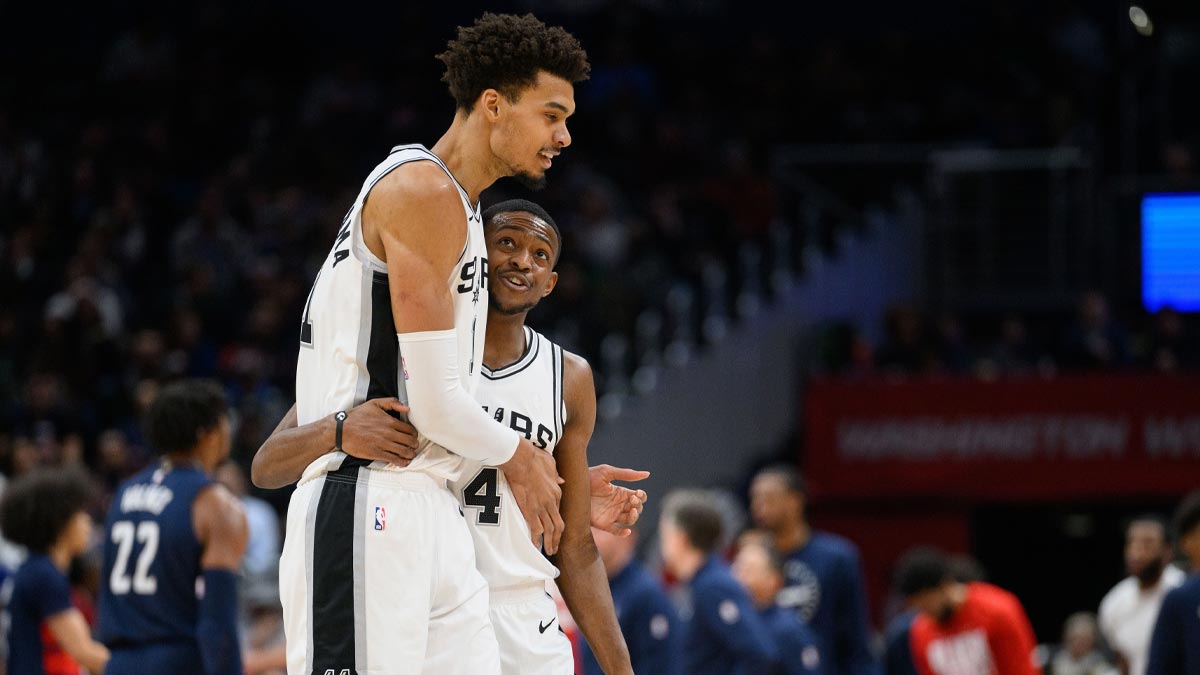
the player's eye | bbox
[500,238,514,247]
[536,250,549,260]
[545,113,558,122]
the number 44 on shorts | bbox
[323,670,350,675]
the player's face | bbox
[63,510,94,557]
[732,545,777,605]
[750,474,797,531]
[491,71,574,190]
[659,516,687,573]
[486,211,559,316]
[909,585,955,624]
[1125,521,1167,581]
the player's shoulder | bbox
[371,158,460,206]
[561,348,593,381]
[811,530,861,559]
[1164,574,1200,606]
[194,483,248,534]
[1099,576,1137,612]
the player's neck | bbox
[432,115,503,203]
[483,311,530,370]
[47,542,72,572]
[774,520,810,553]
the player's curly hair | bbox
[0,468,96,554]
[436,13,590,113]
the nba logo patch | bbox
[374,506,386,531]
[401,357,410,381]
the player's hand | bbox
[501,439,565,555]
[589,464,649,537]
[341,398,420,467]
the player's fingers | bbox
[375,398,412,416]
[385,431,418,454]
[541,510,562,555]
[527,512,544,550]
[605,466,651,483]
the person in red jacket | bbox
[895,547,1041,675]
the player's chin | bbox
[512,170,547,192]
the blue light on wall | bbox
[1143,193,1200,312]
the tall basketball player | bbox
[256,200,642,674]
[278,13,590,675]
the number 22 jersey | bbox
[97,462,213,647]
[451,326,566,592]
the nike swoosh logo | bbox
[538,618,556,634]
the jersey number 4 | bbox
[463,467,501,526]
[110,520,159,595]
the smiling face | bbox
[486,210,560,316]
[487,71,575,190]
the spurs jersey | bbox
[452,326,566,591]
[295,144,488,482]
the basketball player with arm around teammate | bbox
[278,13,591,674]
[96,380,248,675]
[254,200,643,674]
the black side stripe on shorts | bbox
[310,464,363,674]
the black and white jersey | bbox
[451,326,566,591]
[295,144,488,482]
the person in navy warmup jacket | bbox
[659,490,778,675]
[750,464,879,675]
[733,536,824,675]
[581,526,682,675]
[97,380,248,675]
[1147,490,1200,675]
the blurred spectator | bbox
[896,546,1040,675]
[876,306,934,376]
[884,553,986,675]
[1098,516,1184,675]
[581,526,682,675]
[1048,612,1116,675]
[1140,307,1195,373]
[733,538,824,675]
[660,489,778,675]
[1063,292,1130,371]
[1145,490,1200,674]
[976,313,1054,379]
[749,464,878,675]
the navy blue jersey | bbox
[97,462,213,648]
[681,556,779,675]
[883,610,919,675]
[581,559,682,675]
[1147,574,1200,675]
[780,532,879,675]
[4,555,77,675]
[761,604,824,675]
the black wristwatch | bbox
[334,411,348,452]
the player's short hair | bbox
[0,469,95,554]
[1126,514,1171,544]
[754,463,808,497]
[437,13,590,114]
[1172,491,1200,541]
[663,490,723,554]
[483,199,562,263]
[144,379,229,456]
[740,536,785,579]
[894,546,953,597]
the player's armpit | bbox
[194,483,249,572]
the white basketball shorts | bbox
[279,463,500,674]
[488,583,574,675]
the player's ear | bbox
[542,271,558,297]
[479,89,503,122]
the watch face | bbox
[336,411,347,421]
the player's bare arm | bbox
[46,608,110,674]
[550,351,633,675]
[193,483,248,675]
[250,399,419,489]
[367,165,566,554]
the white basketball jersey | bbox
[451,326,566,591]
[295,144,489,482]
